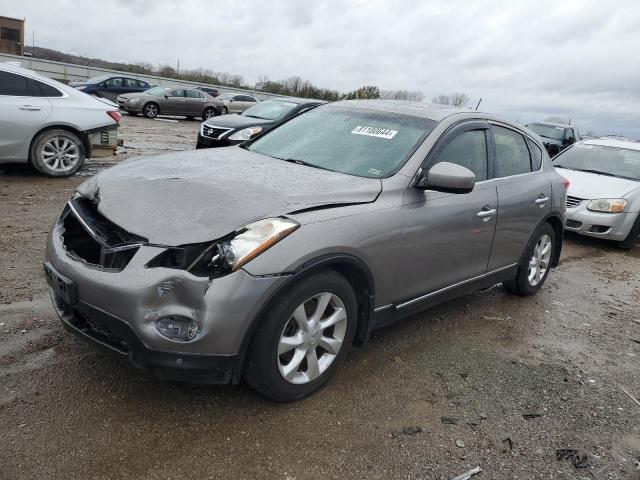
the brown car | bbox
[117,86,224,119]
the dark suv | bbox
[526,122,581,157]
[69,75,151,102]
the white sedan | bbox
[0,62,121,177]
[553,138,640,249]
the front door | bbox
[163,89,187,114]
[397,122,498,302]
[487,123,552,271]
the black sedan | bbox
[196,97,325,149]
[69,75,151,102]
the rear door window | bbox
[186,90,204,98]
[0,71,30,96]
[433,130,488,181]
[124,78,138,88]
[493,126,532,177]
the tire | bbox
[504,221,556,296]
[186,116,195,121]
[243,270,357,402]
[142,102,159,118]
[30,129,85,177]
[128,111,138,116]
[202,107,216,120]
[616,214,640,250]
[221,106,228,115]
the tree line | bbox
[33,47,469,105]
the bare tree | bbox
[544,116,568,124]
[431,93,469,106]
[380,90,425,101]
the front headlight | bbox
[76,85,87,91]
[587,198,628,213]
[128,97,140,104]
[228,126,263,141]
[217,218,299,271]
[146,217,299,276]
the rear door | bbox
[185,89,207,116]
[0,71,53,159]
[397,121,498,301]
[100,77,124,101]
[487,123,552,271]
[122,78,142,96]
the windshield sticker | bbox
[351,126,398,140]
[368,168,382,176]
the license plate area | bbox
[43,262,77,305]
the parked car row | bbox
[0,62,121,176]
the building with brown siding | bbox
[0,15,25,56]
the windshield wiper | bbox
[574,168,616,177]
[278,157,335,172]
[243,115,267,119]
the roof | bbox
[529,121,573,129]
[0,15,24,23]
[330,99,472,121]
[582,138,640,151]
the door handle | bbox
[20,105,41,111]
[534,196,549,206]
[476,207,497,219]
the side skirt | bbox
[370,264,518,330]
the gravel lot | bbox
[1,115,639,479]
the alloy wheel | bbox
[528,234,552,286]
[204,108,215,119]
[145,104,158,117]
[40,137,80,173]
[277,292,348,384]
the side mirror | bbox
[415,162,476,194]
[164,94,169,99]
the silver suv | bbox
[0,62,120,177]
[44,101,567,401]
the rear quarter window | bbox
[527,139,543,170]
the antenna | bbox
[475,97,483,111]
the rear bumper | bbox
[87,124,119,158]
[53,292,238,384]
[565,203,638,241]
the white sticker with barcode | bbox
[351,125,398,139]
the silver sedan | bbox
[553,138,640,249]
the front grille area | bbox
[60,197,146,271]
[566,219,582,229]
[566,196,583,208]
[202,125,232,139]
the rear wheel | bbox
[30,129,85,177]
[220,106,228,115]
[616,214,640,250]
[244,271,357,401]
[202,107,216,120]
[142,102,159,118]
[504,222,555,296]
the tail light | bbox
[561,177,570,190]
[107,110,121,124]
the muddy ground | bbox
[1,115,639,480]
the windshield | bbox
[144,86,169,96]
[553,143,640,181]
[528,123,566,141]
[242,100,297,120]
[217,93,234,101]
[247,105,436,178]
[86,75,111,84]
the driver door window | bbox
[431,129,488,181]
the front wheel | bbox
[616,214,640,250]
[504,222,555,296]
[202,107,216,120]
[142,102,159,118]
[30,129,85,177]
[243,271,357,401]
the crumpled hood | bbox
[76,147,382,245]
[558,167,640,199]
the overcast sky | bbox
[2,0,639,136]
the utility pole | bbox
[177,59,180,76]
[32,30,35,56]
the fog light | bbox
[155,316,200,342]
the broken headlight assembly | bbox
[147,218,299,277]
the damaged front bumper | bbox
[44,206,289,384]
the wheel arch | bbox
[543,213,564,267]
[232,253,376,383]
[29,125,90,162]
